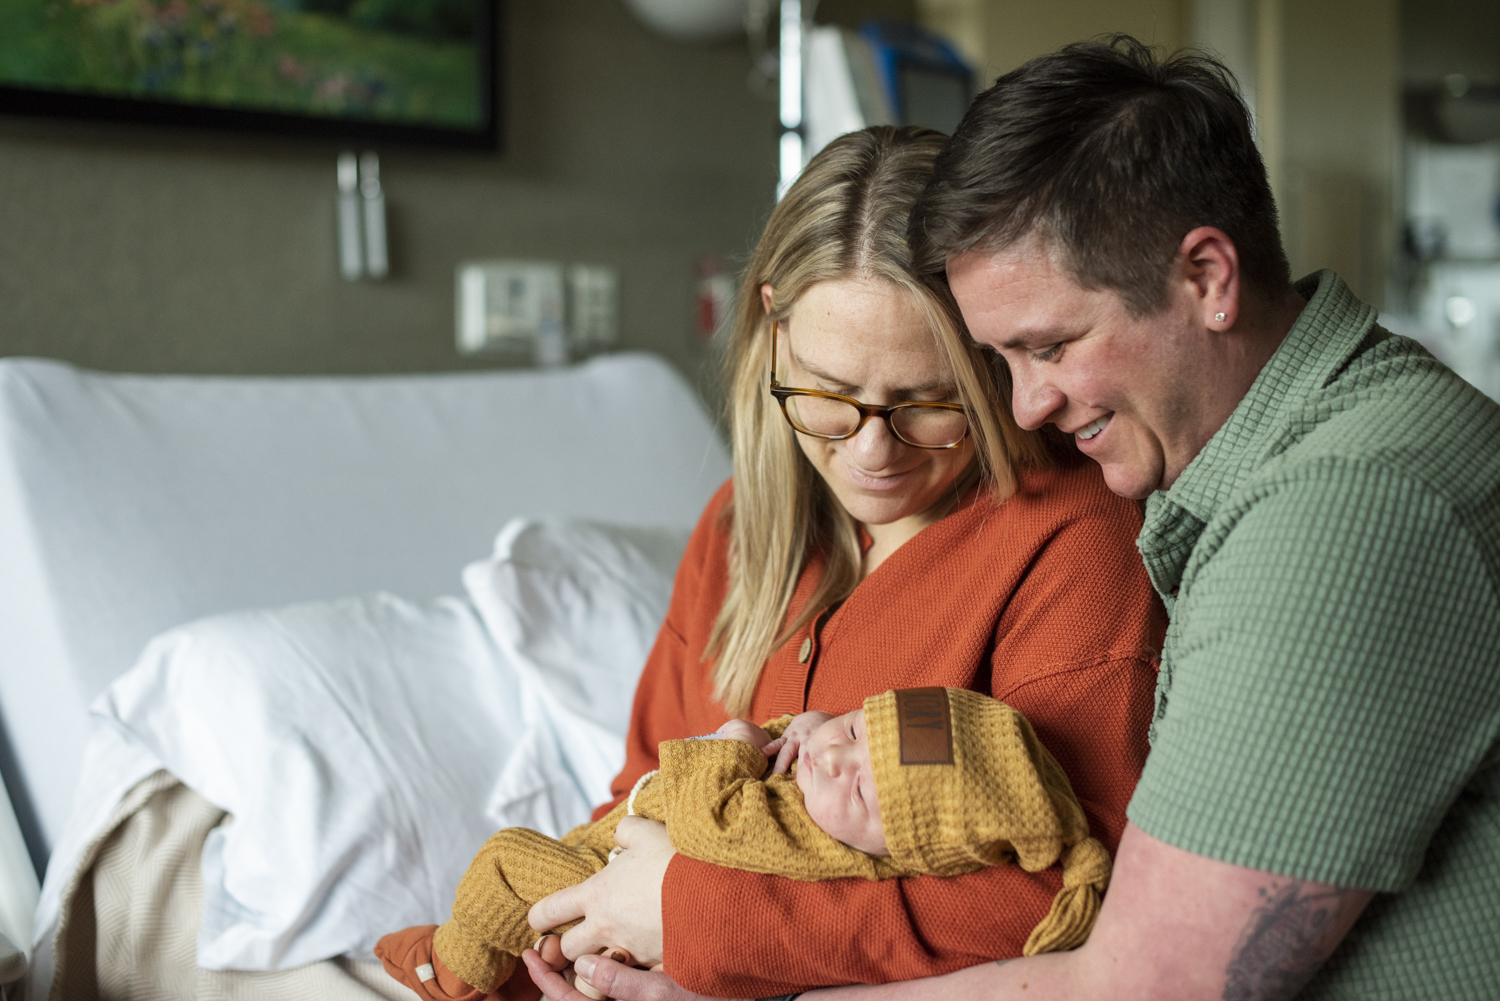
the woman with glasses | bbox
[522,127,1165,1001]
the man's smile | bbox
[1075,414,1112,441]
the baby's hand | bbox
[763,710,834,774]
[715,718,773,750]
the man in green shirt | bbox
[922,35,1500,1001]
[525,32,1500,1001]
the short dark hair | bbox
[911,35,1290,315]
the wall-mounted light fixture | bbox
[336,151,388,281]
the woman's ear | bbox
[760,284,775,316]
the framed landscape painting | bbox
[0,0,499,148]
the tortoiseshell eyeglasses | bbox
[768,321,970,449]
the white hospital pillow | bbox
[464,518,695,810]
[91,519,689,971]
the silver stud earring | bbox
[1214,312,1227,323]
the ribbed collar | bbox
[1138,271,1377,598]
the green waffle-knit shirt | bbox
[1129,271,1500,999]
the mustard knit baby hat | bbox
[864,687,1113,954]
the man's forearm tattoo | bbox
[1222,881,1359,1001]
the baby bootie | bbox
[374,925,493,1001]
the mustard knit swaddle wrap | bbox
[436,693,1109,991]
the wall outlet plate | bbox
[456,260,567,363]
[457,260,620,364]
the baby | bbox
[377,687,1110,1001]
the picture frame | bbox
[0,0,501,150]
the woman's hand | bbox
[763,710,833,774]
[522,945,745,1001]
[528,817,674,968]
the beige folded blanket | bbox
[46,771,417,1001]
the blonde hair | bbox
[706,126,1053,715]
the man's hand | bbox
[528,818,675,968]
[763,710,833,774]
[715,718,774,751]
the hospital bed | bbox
[0,353,730,999]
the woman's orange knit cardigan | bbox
[600,461,1166,998]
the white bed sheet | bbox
[0,353,728,859]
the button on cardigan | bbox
[603,461,1166,998]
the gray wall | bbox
[0,1,780,390]
[1400,0,1500,87]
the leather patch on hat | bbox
[895,687,952,765]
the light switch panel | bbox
[567,264,620,352]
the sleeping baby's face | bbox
[795,708,887,855]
